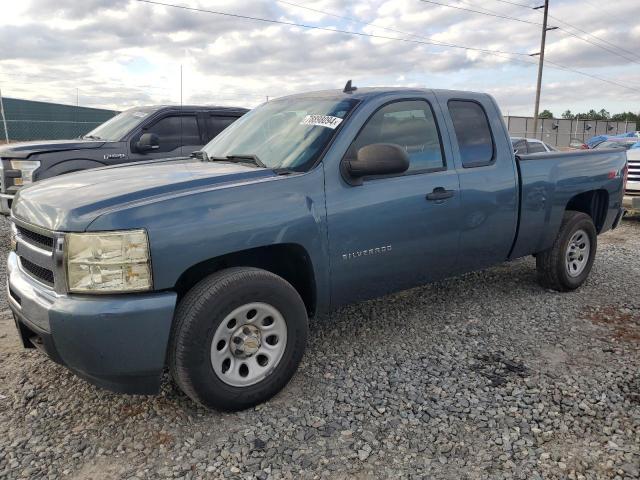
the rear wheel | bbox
[536,211,597,291]
[169,267,308,411]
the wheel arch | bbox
[174,243,318,316]
[564,189,609,233]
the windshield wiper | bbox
[206,153,295,174]
[82,134,102,140]
[272,167,299,175]
[191,150,210,161]
[224,154,267,169]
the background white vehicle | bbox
[591,137,640,210]
[511,137,558,154]
[624,148,640,210]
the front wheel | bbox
[536,211,597,291]
[169,267,308,411]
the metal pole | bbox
[0,88,8,143]
[180,64,183,156]
[532,0,551,140]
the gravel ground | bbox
[0,214,638,480]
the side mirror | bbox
[344,143,409,185]
[136,133,160,153]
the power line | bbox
[486,0,534,8]
[479,0,640,63]
[136,0,533,58]
[421,0,640,71]
[0,73,273,100]
[550,17,640,63]
[417,0,543,25]
[277,0,531,57]
[543,59,640,93]
[133,0,640,94]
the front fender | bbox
[87,167,331,312]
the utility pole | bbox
[531,0,557,139]
[0,88,9,143]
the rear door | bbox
[438,95,519,272]
[203,114,240,143]
[325,95,462,307]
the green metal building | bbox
[0,97,118,142]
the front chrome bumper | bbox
[0,193,13,216]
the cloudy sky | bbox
[0,0,638,116]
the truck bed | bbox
[510,148,627,259]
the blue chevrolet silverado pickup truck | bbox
[6,86,628,410]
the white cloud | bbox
[0,0,638,115]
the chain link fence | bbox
[0,96,118,143]
[0,120,107,143]
[504,116,637,148]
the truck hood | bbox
[12,159,277,231]
[0,139,106,159]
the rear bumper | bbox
[7,252,177,394]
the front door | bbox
[128,113,203,162]
[325,97,462,307]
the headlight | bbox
[65,230,152,293]
[11,160,41,186]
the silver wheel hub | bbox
[230,324,262,358]
[565,229,590,277]
[211,302,288,387]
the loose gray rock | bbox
[0,215,638,479]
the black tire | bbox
[169,267,308,411]
[536,211,597,291]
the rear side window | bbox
[448,100,494,167]
[146,115,200,152]
[527,141,546,153]
[206,115,238,142]
[349,100,445,174]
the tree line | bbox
[537,109,639,121]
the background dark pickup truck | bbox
[0,105,247,214]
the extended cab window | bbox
[146,115,200,152]
[206,115,237,142]
[349,100,444,174]
[448,100,494,167]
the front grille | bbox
[628,160,640,182]
[16,225,54,250]
[20,258,55,286]
[15,222,57,288]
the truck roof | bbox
[123,105,249,114]
[281,87,490,102]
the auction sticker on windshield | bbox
[300,115,343,129]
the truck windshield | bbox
[202,97,360,171]
[83,109,154,141]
